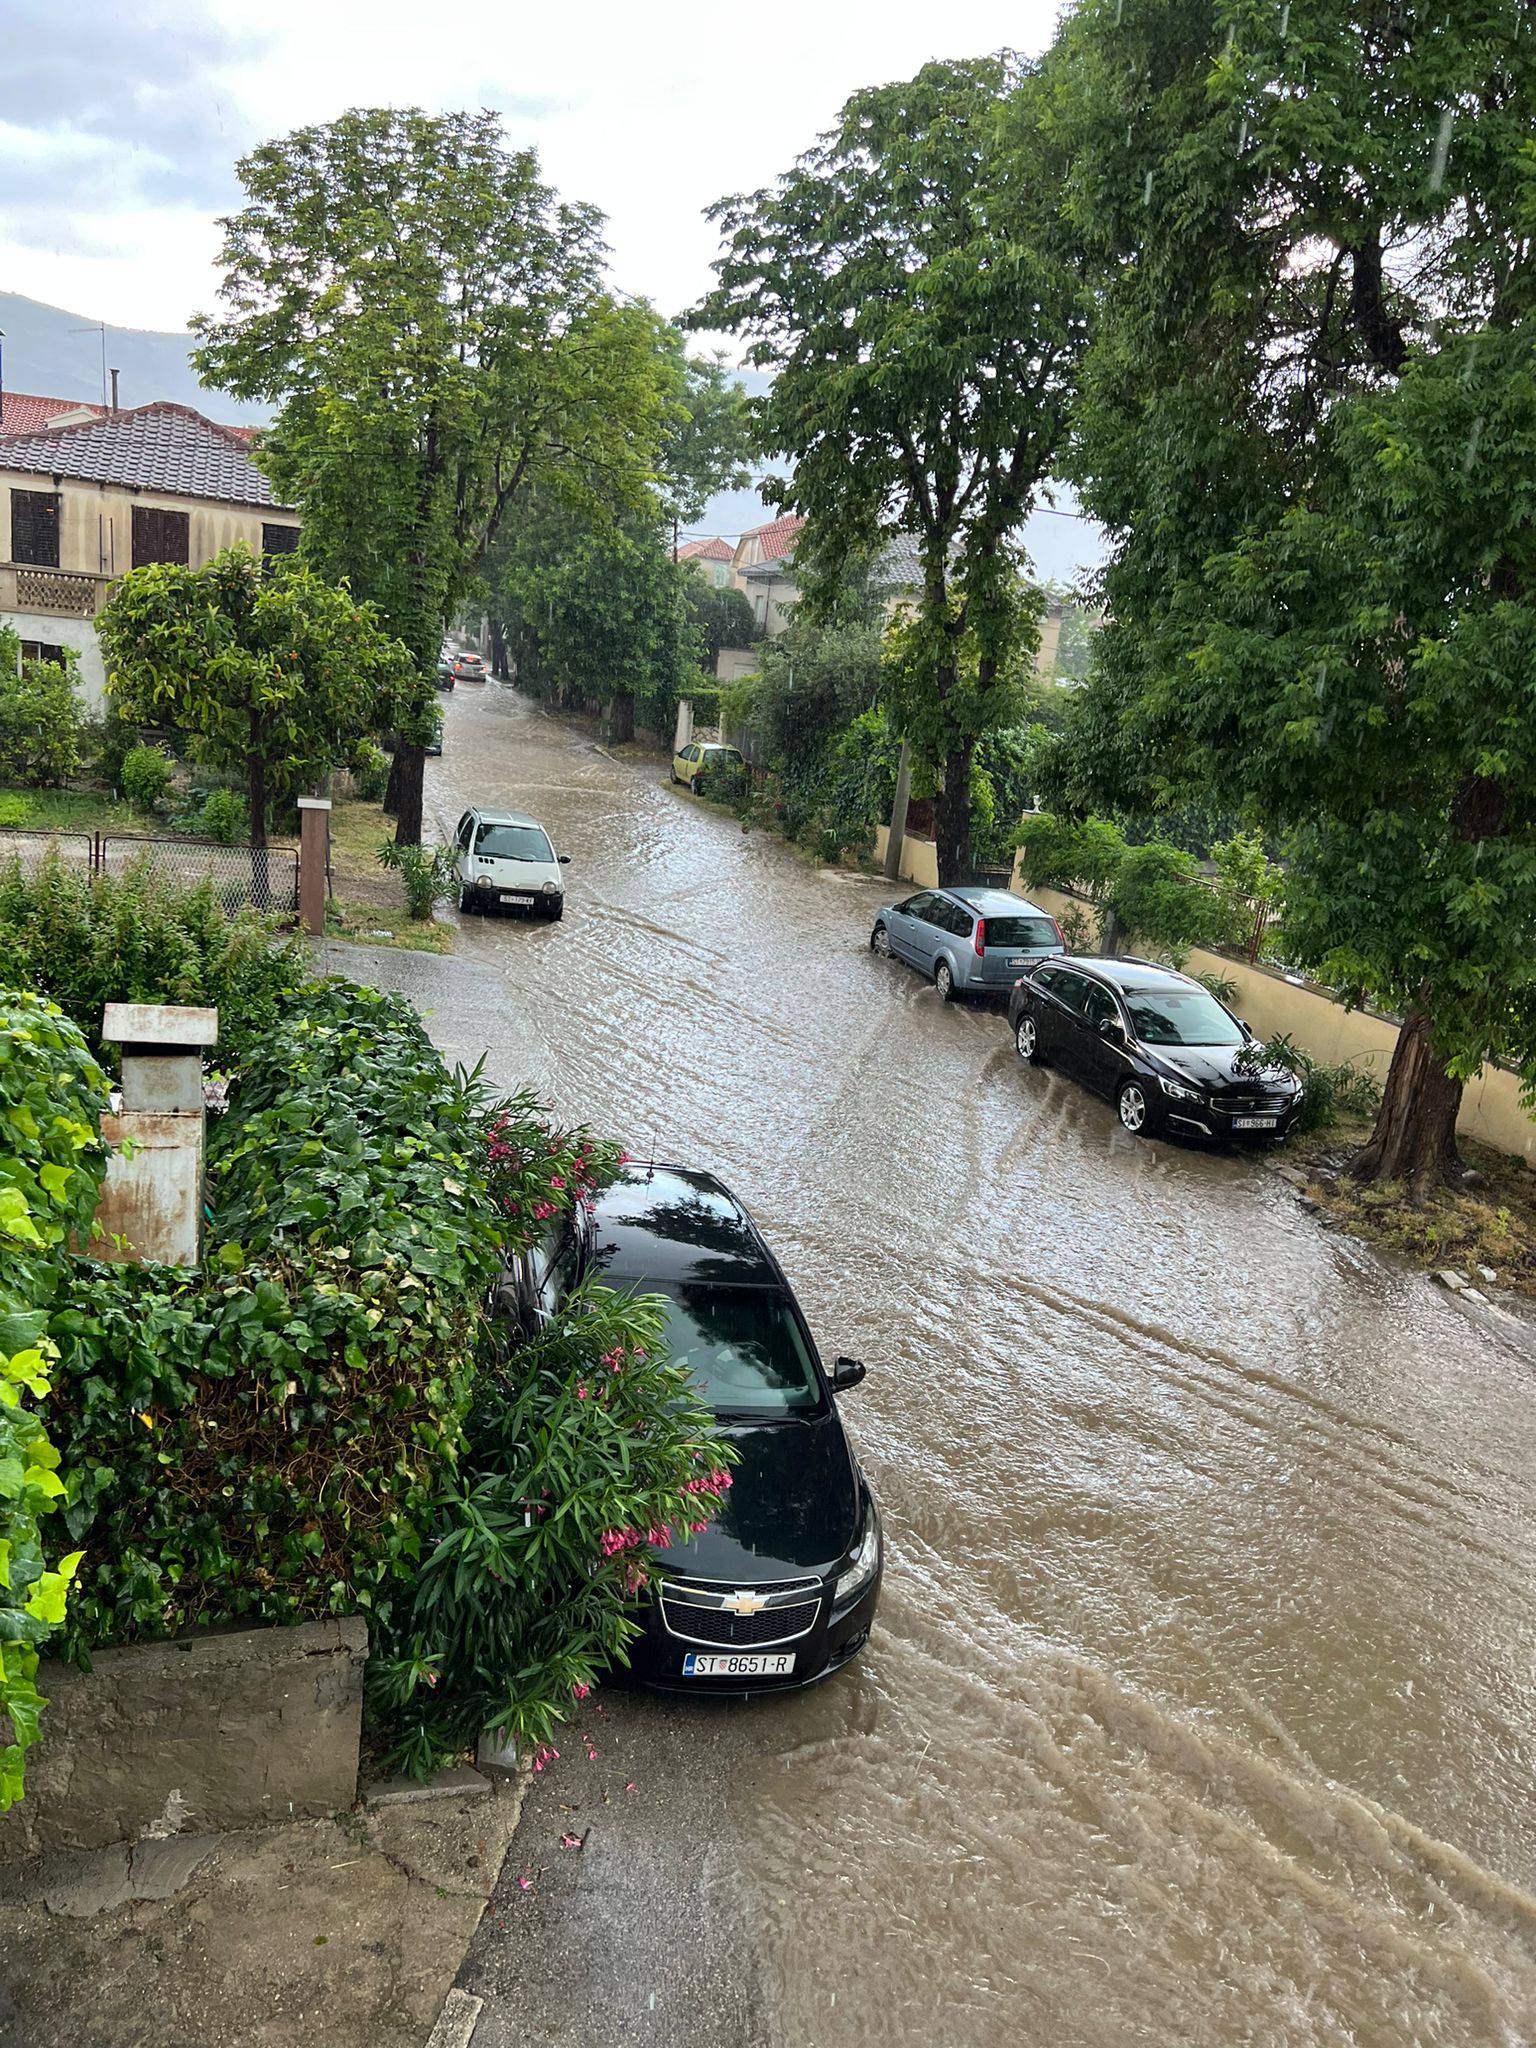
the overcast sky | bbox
[1,0,1062,338]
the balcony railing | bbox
[0,562,112,619]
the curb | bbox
[425,1987,483,2048]
[363,1765,492,1810]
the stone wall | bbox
[0,1617,368,1861]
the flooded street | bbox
[334,683,1536,2046]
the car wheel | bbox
[459,889,477,915]
[934,959,954,1003]
[871,923,891,958]
[546,901,564,922]
[1117,1080,1151,1135]
[1015,1014,1044,1063]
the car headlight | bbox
[541,879,559,893]
[1158,1075,1201,1101]
[833,1499,881,1605]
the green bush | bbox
[696,755,750,806]
[352,742,390,804]
[120,743,175,816]
[0,648,85,787]
[0,852,303,1067]
[376,839,460,919]
[1236,1030,1383,1134]
[85,709,144,791]
[0,991,109,1810]
[195,787,248,844]
[0,795,32,830]
[372,1279,729,1776]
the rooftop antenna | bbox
[0,328,6,430]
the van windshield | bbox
[476,823,553,862]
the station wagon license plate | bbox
[502,892,535,906]
[682,1652,795,1678]
[1232,1115,1279,1130]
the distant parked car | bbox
[436,656,454,690]
[672,740,744,788]
[498,1164,881,1694]
[1008,956,1303,1143]
[870,887,1064,1001]
[451,652,489,683]
[453,806,569,918]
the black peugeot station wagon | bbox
[1008,955,1304,1143]
[503,1166,882,1694]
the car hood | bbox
[1143,1044,1293,1093]
[476,855,560,885]
[651,1409,861,1583]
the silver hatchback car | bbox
[870,886,1065,1000]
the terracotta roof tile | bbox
[739,513,804,563]
[678,537,733,562]
[0,392,106,437]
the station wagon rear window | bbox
[476,823,553,861]
[984,915,1058,949]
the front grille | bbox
[658,1576,822,1647]
[1220,1092,1287,1113]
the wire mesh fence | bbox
[0,828,298,917]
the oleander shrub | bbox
[1235,1030,1383,1134]
[376,839,460,919]
[696,755,750,806]
[0,853,302,1067]
[0,991,109,1810]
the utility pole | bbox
[884,740,912,880]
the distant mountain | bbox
[0,291,268,425]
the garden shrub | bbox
[376,839,460,919]
[352,741,391,804]
[0,853,303,1067]
[0,653,85,788]
[120,743,175,816]
[696,755,750,806]
[0,795,32,830]
[0,991,109,1810]
[195,787,248,844]
[1236,1030,1383,1133]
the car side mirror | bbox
[1098,1016,1124,1039]
[1239,1018,1252,1037]
[832,1356,866,1391]
[558,854,571,866]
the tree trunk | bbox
[247,751,268,849]
[604,691,635,745]
[488,616,508,681]
[393,745,425,848]
[383,744,404,818]
[934,740,975,882]
[1348,1005,1463,1199]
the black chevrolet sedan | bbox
[504,1165,882,1694]
[1008,956,1303,1143]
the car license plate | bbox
[682,1652,795,1678]
[1232,1115,1278,1129]
[503,893,535,906]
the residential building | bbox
[730,514,804,635]
[676,536,734,589]
[0,391,107,437]
[0,403,298,708]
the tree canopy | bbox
[1039,0,1536,1190]
[697,55,1091,877]
[98,546,415,848]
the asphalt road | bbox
[324,679,1536,2048]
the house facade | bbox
[676,536,734,589]
[0,403,299,710]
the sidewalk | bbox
[0,1775,525,2048]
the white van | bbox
[454,807,569,920]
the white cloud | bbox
[4,0,1060,334]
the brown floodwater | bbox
[354,682,1536,2046]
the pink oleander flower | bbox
[551,1175,566,1190]
[571,1681,591,1702]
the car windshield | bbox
[1125,987,1244,1046]
[476,823,553,862]
[653,1285,823,1419]
[984,915,1058,949]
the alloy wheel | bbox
[1016,1017,1037,1060]
[935,962,953,1001]
[872,925,891,957]
[1118,1083,1148,1133]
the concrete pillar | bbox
[298,796,330,937]
[672,697,694,756]
[95,1004,218,1267]
[884,741,912,880]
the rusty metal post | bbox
[297,797,330,936]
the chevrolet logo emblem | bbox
[722,1589,769,1616]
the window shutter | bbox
[10,490,60,568]
[131,506,190,568]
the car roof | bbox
[1052,954,1190,992]
[470,808,544,829]
[589,1165,781,1289]
[941,887,1052,916]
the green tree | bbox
[98,546,415,847]
[682,580,761,678]
[194,108,676,844]
[697,56,1091,878]
[0,631,84,787]
[494,500,702,741]
[1040,0,1536,1193]
[658,345,756,535]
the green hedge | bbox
[0,992,109,1811]
[0,853,305,1068]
